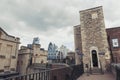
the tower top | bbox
[79,6,102,13]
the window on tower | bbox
[91,12,98,19]
[112,38,119,47]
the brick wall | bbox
[106,27,120,63]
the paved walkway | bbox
[77,73,115,80]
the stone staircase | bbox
[90,67,103,75]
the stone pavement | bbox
[77,73,115,80]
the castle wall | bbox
[106,27,120,63]
[80,6,111,72]
[0,28,20,73]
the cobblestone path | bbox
[77,73,115,80]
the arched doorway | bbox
[92,50,98,67]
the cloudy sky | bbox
[0,0,120,50]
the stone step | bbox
[90,67,102,74]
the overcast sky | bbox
[0,0,120,51]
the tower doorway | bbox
[92,50,98,67]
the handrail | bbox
[4,64,84,80]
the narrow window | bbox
[4,66,10,71]
[11,68,15,71]
[92,13,98,19]
[0,69,4,72]
[21,61,23,65]
[6,45,13,59]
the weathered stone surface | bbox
[74,25,82,64]
[74,6,111,72]
[0,27,20,73]
[17,44,48,74]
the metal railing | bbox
[3,64,84,80]
[111,63,120,80]
[4,70,50,80]
[116,65,120,80]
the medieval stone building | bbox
[106,27,120,63]
[17,38,48,75]
[0,27,20,74]
[74,6,111,73]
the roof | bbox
[74,25,80,27]
[0,27,15,38]
[106,26,120,30]
[79,6,102,13]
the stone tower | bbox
[74,25,82,64]
[74,6,111,72]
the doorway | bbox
[92,50,98,67]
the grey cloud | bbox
[1,0,120,50]
[1,0,120,31]
[0,0,79,31]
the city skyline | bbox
[0,0,120,50]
